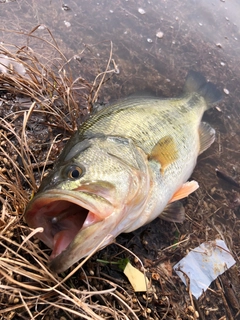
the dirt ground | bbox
[0,1,240,319]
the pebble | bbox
[156,31,164,38]
[64,20,71,28]
[138,8,146,14]
[223,88,229,95]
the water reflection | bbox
[0,1,239,91]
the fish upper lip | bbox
[25,189,114,262]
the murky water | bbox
[0,0,239,96]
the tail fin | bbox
[184,70,222,106]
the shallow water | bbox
[0,0,239,96]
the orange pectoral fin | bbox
[148,135,178,174]
[169,180,199,203]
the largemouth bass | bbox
[25,71,221,273]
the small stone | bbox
[146,308,151,314]
[62,4,70,11]
[38,24,46,30]
[156,31,164,38]
[223,88,229,95]
[64,21,71,28]
[188,306,195,313]
[138,8,146,14]
[152,272,160,280]
[89,269,94,276]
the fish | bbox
[24,71,222,273]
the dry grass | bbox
[0,213,139,320]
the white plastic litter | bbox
[173,239,236,299]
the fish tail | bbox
[184,70,222,107]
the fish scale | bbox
[24,71,222,273]
[78,95,203,155]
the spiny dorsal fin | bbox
[199,122,216,154]
[148,135,178,174]
[169,180,199,203]
[160,201,185,223]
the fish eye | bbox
[67,165,83,179]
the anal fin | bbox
[160,201,185,223]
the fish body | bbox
[25,71,221,273]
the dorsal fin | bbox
[199,122,215,154]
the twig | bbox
[216,278,234,320]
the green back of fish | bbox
[76,71,221,158]
[57,71,221,171]
[78,94,204,155]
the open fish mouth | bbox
[25,189,113,261]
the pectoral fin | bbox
[169,180,199,203]
[161,201,185,223]
[160,180,199,223]
[149,135,178,173]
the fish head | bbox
[25,135,150,272]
